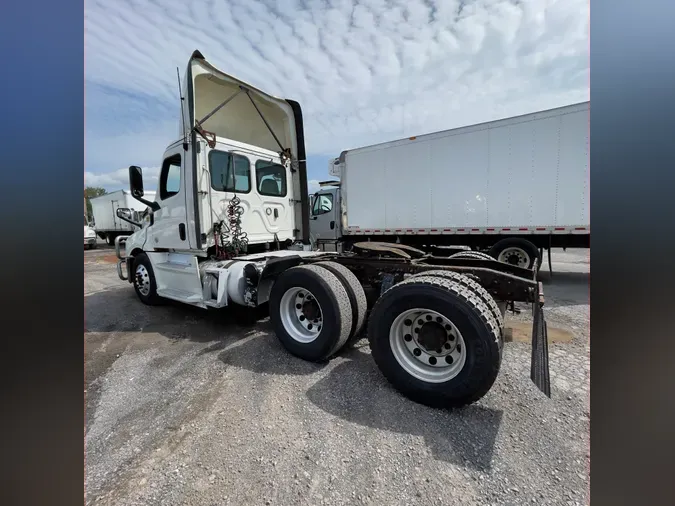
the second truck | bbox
[311,102,590,276]
[113,50,551,409]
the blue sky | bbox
[85,0,588,193]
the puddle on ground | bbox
[504,321,574,343]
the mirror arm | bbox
[131,193,160,211]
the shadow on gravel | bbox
[306,347,503,472]
[85,287,270,342]
[213,335,501,471]
[217,330,330,376]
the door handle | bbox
[274,208,279,219]
[179,223,186,241]
[330,221,335,230]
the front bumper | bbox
[114,235,132,282]
[84,237,96,245]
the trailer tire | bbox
[448,251,495,261]
[368,275,502,408]
[489,238,539,269]
[106,233,115,246]
[408,270,504,349]
[132,252,163,306]
[315,261,368,344]
[269,265,353,362]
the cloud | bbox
[85,0,589,188]
[85,167,160,190]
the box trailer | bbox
[90,190,156,245]
[311,102,590,273]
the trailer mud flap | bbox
[530,301,551,397]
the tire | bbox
[448,251,495,261]
[106,233,115,246]
[409,270,504,348]
[489,238,539,269]
[269,265,352,362]
[368,275,502,409]
[315,261,368,344]
[132,253,164,305]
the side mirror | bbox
[128,165,160,211]
[116,208,132,220]
[116,207,141,227]
[129,165,144,198]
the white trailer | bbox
[311,102,589,273]
[90,190,156,245]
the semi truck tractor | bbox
[90,189,156,245]
[114,50,550,409]
[311,102,590,275]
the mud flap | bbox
[530,301,551,397]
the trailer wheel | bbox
[448,251,495,261]
[106,233,115,246]
[408,270,504,348]
[489,238,539,269]
[368,275,502,408]
[315,261,368,344]
[269,265,353,362]
[132,253,163,306]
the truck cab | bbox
[310,186,341,251]
[122,50,311,260]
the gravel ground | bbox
[85,247,590,506]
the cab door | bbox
[310,189,339,243]
[145,146,190,251]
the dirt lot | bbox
[85,247,589,506]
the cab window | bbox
[255,160,287,197]
[159,154,181,200]
[312,193,333,215]
[209,151,251,193]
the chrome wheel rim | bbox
[497,247,530,268]
[279,287,323,343]
[135,264,151,296]
[389,308,467,383]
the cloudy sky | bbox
[84,0,589,194]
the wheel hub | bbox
[280,288,324,343]
[301,298,320,322]
[417,321,448,353]
[135,264,151,296]
[389,309,466,383]
[497,246,530,268]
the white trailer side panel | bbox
[342,103,589,231]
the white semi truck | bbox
[114,50,551,409]
[90,189,156,245]
[311,102,590,276]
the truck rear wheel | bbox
[368,275,502,408]
[269,265,353,362]
[489,238,539,269]
[315,261,367,344]
[409,270,504,347]
[106,233,115,246]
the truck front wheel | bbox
[269,265,353,362]
[368,275,502,408]
[132,253,163,306]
